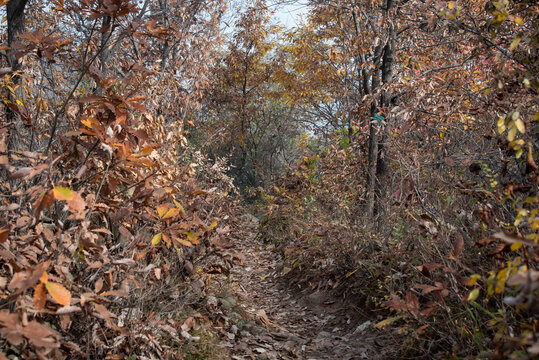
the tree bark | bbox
[365,0,396,219]
[1,0,29,174]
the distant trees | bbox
[203,1,301,191]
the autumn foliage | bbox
[0,0,538,359]
[0,0,243,358]
[257,0,538,358]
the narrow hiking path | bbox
[217,214,391,360]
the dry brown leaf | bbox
[8,261,50,296]
[452,232,464,258]
[22,320,60,349]
[56,306,82,315]
[94,278,103,293]
[0,229,8,243]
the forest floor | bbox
[211,214,398,360]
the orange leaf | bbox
[39,272,48,284]
[175,238,193,247]
[33,283,47,310]
[156,204,168,219]
[163,233,171,248]
[52,186,74,201]
[80,117,100,129]
[0,229,8,243]
[45,282,71,306]
[162,207,180,219]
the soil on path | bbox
[216,214,390,360]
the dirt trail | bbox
[218,214,385,360]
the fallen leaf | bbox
[8,261,50,296]
[52,186,75,201]
[56,306,82,315]
[33,283,47,310]
[45,282,71,306]
[452,232,464,258]
[151,233,162,245]
[374,315,402,328]
[0,230,8,243]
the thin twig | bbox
[45,20,113,154]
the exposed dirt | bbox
[214,214,397,360]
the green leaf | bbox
[467,288,479,302]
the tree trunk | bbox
[365,0,396,219]
[1,0,29,174]
[375,25,396,214]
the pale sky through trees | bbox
[272,1,308,28]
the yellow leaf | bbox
[151,233,162,245]
[374,315,402,328]
[45,282,71,306]
[209,220,218,231]
[507,126,516,141]
[162,207,180,219]
[514,17,523,25]
[497,117,506,134]
[52,186,75,201]
[510,242,523,251]
[467,274,481,286]
[497,267,509,281]
[173,200,186,215]
[509,37,521,51]
[534,112,539,121]
[156,204,168,219]
[80,117,99,129]
[467,288,479,302]
[514,118,525,134]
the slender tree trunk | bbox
[6,0,28,71]
[1,0,29,174]
[376,25,395,212]
[365,0,395,219]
